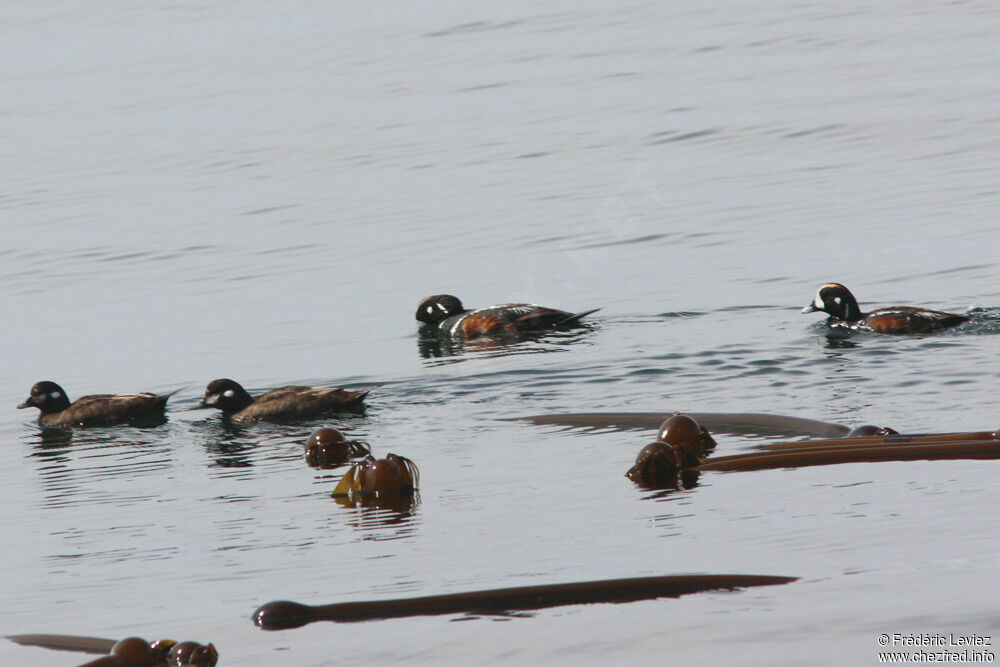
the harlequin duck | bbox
[415,294,599,338]
[18,380,176,427]
[802,283,968,334]
[198,378,370,424]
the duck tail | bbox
[557,308,600,326]
[347,387,377,406]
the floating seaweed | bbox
[512,411,850,437]
[251,574,798,630]
[696,438,1000,472]
[305,427,370,468]
[5,634,217,666]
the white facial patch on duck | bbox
[813,293,825,309]
[436,302,448,313]
[223,389,235,398]
[49,391,62,400]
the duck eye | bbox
[223,389,235,398]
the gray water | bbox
[3,1,1000,665]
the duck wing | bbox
[861,307,968,334]
[236,386,371,423]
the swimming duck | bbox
[802,283,968,334]
[18,381,175,427]
[198,378,370,424]
[416,294,598,338]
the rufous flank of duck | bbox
[802,283,968,334]
[198,378,371,424]
[415,294,599,338]
[17,380,177,427]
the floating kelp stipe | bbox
[512,412,850,437]
[696,439,1000,472]
[252,573,798,630]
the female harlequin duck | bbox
[802,283,968,334]
[18,381,176,427]
[415,294,599,338]
[198,378,370,424]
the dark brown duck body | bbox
[199,378,370,424]
[18,381,174,427]
[416,294,598,338]
[802,283,968,334]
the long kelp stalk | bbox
[513,412,849,437]
[253,574,797,630]
[758,431,997,451]
[696,440,1000,472]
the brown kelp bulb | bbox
[360,458,404,494]
[657,414,716,454]
[358,453,418,495]
[307,427,346,447]
[306,428,352,467]
[169,641,219,666]
[627,442,680,484]
[110,637,154,665]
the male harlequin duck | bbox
[802,283,968,334]
[198,378,370,424]
[415,294,599,338]
[18,381,176,427]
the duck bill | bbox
[192,399,215,410]
[17,398,36,409]
[801,303,819,314]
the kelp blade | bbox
[6,634,116,655]
[697,440,1000,472]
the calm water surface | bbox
[3,1,1000,665]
